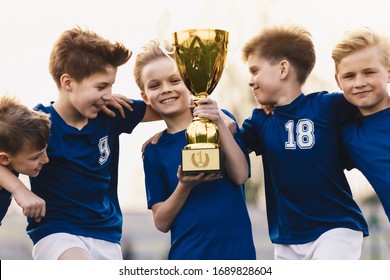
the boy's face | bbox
[247,54,283,105]
[67,66,117,119]
[336,46,390,116]
[141,57,192,117]
[7,144,49,177]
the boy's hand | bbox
[261,104,274,115]
[101,94,134,118]
[177,165,223,188]
[141,131,163,156]
[13,187,46,223]
[192,97,220,123]
[192,98,236,134]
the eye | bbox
[97,84,109,91]
[148,83,160,90]
[171,78,181,84]
[342,74,354,79]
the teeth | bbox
[161,98,176,104]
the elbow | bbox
[228,165,249,186]
[155,223,170,233]
[232,174,248,186]
[154,219,171,233]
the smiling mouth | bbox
[161,97,178,104]
[353,90,371,96]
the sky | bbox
[1,0,389,211]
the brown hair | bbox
[49,27,132,88]
[332,27,390,74]
[0,96,51,155]
[133,40,174,91]
[242,25,316,84]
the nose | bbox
[102,88,113,102]
[161,83,172,94]
[354,74,367,88]
[248,79,255,88]
[41,150,49,164]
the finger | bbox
[100,107,116,117]
[116,103,126,118]
[116,98,134,111]
[41,205,46,218]
[151,132,162,144]
[22,207,30,217]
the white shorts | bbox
[32,233,123,260]
[274,228,363,260]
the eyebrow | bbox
[27,147,47,158]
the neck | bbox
[275,86,303,106]
[164,110,194,134]
[53,95,88,130]
[360,94,390,116]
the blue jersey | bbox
[0,171,17,225]
[27,100,146,245]
[0,189,12,225]
[240,91,369,244]
[143,110,256,260]
[342,108,390,221]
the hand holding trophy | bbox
[172,29,229,175]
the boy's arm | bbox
[194,98,249,185]
[151,166,222,232]
[0,166,45,222]
[101,93,161,122]
[142,104,162,122]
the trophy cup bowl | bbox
[172,29,229,174]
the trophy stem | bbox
[193,92,209,106]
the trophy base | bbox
[181,144,222,175]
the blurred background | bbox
[0,0,389,259]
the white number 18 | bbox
[285,119,315,149]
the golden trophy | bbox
[173,29,229,175]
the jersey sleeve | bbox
[240,109,265,156]
[143,146,170,209]
[0,188,12,225]
[221,109,251,178]
[108,99,147,134]
[320,92,358,124]
[340,125,357,171]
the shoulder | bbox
[310,91,348,104]
[242,108,268,124]
[33,103,52,114]
[143,130,169,157]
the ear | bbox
[0,152,11,166]
[60,73,73,92]
[279,60,290,79]
[335,74,343,90]
[387,68,390,83]
[141,91,151,105]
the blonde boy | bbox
[333,27,390,220]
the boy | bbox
[240,25,368,259]
[0,95,50,224]
[136,40,256,259]
[0,27,159,260]
[332,27,390,220]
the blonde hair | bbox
[332,27,390,74]
[0,96,51,155]
[133,40,174,91]
[242,25,316,84]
